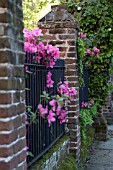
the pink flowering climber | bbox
[49,99,57,111]
[90,99,94,104]
[58,109,66,124]
[56,103,61,115]
[46,71,54,88]
[38,104,48,118]
[69,87,77,100]
[32,28,43,37]
[86,49,91,55]
[47,110,56,127]
[82,101,87,108]
[78,32,87,38]
[93,47,100,53]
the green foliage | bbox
[22,0,55,29]
[65,0,113,107]
[80,127,95,168]
[58,154,77,170]
[80,102,98,140]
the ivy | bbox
[80,101,98,140]
[64,0,113,107]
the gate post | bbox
[0,1,26,169]
[39,5,81,164]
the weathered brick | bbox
[0,105,17,118]
[0,120,13,131]
[0,131,18,145]
[67,40,76,46]
[59,34,75,40]
[67,52,76,58]
[0,93,12,104]
[43,34,56,40]
[49,28,67,34]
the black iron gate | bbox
[25,53,65,167]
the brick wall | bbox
[38,5,81,164]
[0,1,26,170]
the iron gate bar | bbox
[25,53,65,167]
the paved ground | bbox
[84,125,113,170]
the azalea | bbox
[58,109,66,124]
[38,104,48,118]
[90,99,94,104]
[86,49,91,55]
[93,47,100,53]
[46,71,54,88]
[47,110,56,126]
[78,32,87,38]
[82,101,87,108]
[32,28,43,37]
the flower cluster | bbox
[78,32,87,38]
[37,81,77,126]
[86,47,100,57]
[46,71,54,88]
[23,28,60,68]
[81,99,95,108]
[36,43,59,68]
[23,28,42,53]
[58,81,77,101]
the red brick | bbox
[0,93,12,104]
[49,28,67,34]
[65,58,76,64]
[43,34,56,40]
[0,131,18,145]
[67,40,76,46]
[0,105,17,118]
[0,120,13,131]
[65,71,75,76]
[68,117,79,124]
[41,29,48,34]
[59,34,75,40]
[67,52,76,58]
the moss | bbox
[80,127,95,168]
[58,154,77,170]
[29,135,69,170]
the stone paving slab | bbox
[85,163,113,170]
[108,125,113,131]
[92,138,113,150]
[84,126,113,170]
[86,149,113,164]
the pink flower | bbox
[78,32,87,38]
[23,28,32,38]
[58,109,66,124]
[26,146,29,156]
[82,101,87,108]
[87,104,91,108]
[47,110,56,126]
[38,104,48,118]
[86,49,91,54]
[49,99,57,106]
[93,47,100,53]
[90,99,94,104]
[69,87,77,100]
[46,71,54,88]
[32,28,43,37]
[25,121,29,125]
[49,99,57,111]
[90,51,95,56]
[56,103,61,115]
[36,55,41,63]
